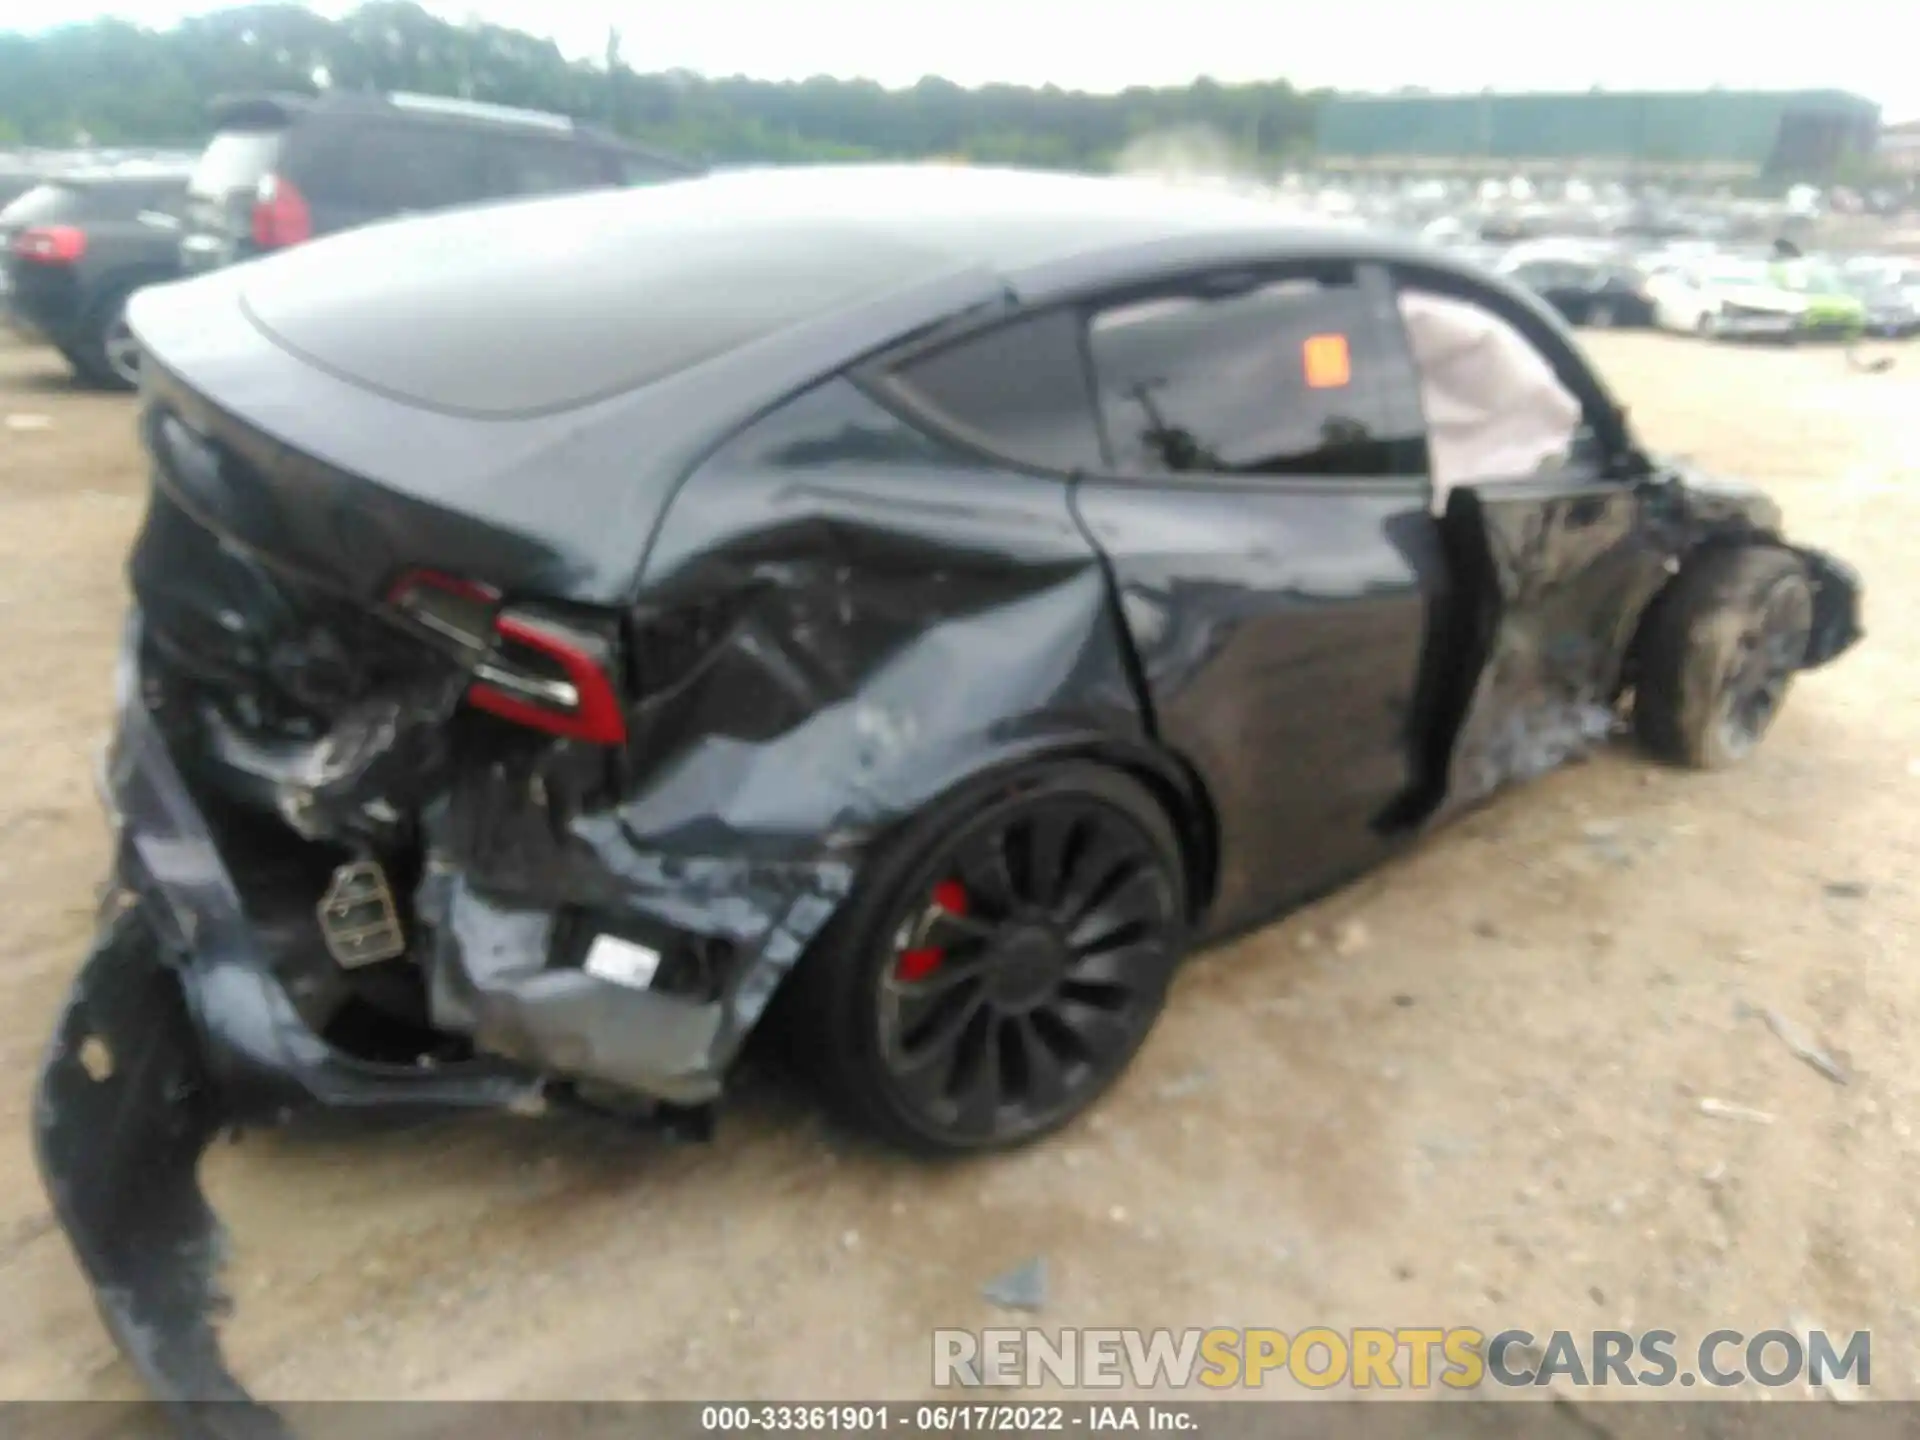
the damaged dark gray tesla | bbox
[35,165,1862,1429]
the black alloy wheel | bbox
[787,765,1187,1153]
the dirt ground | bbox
[0,328,1914,1405]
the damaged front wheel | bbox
[1633,545,1815,769]
[785,764,1186,1154]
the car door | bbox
[1068,260,1452,935]
[1382,269,1677,826]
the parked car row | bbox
[3,90,694,388]
[0,148,198,210]
[0,163,190,386]
[1492,240,1660,328]
[1642,252,1918,340]
[9,111,1918,392]
[1454,233,1920,342]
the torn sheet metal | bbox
[32,640,538,1429]
[99,626,538,1119]
[35,909,293,1440]
[1788,545,1864,669]
[1639,461,1863,667]
[190,678,466,847]
[411,379,1147,1097]
[1429,477,1671,815]
[1427,458,1863,819]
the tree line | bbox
[0,2,1327,169]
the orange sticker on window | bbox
[1302,333,1352,389]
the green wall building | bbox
[1315,89,1882,178]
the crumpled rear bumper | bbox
[32,635,535,1433]
[32,622,746,1431]
[82,622,542,1123]
[34,909,289,1439]
[95,608,854,1115]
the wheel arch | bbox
[769,730,1216,1152]
[854,733,1223,933]
[1073,738,1222,931]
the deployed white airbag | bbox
[1398,290,1583,512]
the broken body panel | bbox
[35,171,1863,1426]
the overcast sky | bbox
[13,0,1919,120]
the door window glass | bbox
[1087,268,1400,478]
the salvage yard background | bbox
[0,328,1914,1400]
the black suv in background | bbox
[178,90,694,273]
[1,165,189,388]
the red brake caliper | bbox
[894,880,969,983]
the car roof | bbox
[194,164,1574,434]
[133,162,1602,608]
[205,90,686,167]
[44,163,192,188]
[431,162,1514,303]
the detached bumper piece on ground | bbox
[33,165,1865,1434]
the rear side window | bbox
[0,180,172,226]
[119,178,186,214]
[1088,268,1400,479]
[189,129,283,198]
[301,123,489,213]
[484,136,615,198]
[0,183,83,227]
[74,178,185,220]
[882,309,1105,473]
[617,152,690,186]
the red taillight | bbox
[387,570,627,747]
[469,612,628,745]
[251,173,312,249]
[10,225,87,265]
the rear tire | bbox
[782,762,1187,1155]
[69,287,141,392]
[1633,546,1814,770]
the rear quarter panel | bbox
[628,376,1150,852]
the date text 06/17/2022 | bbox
[698,1403,1199,1432]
